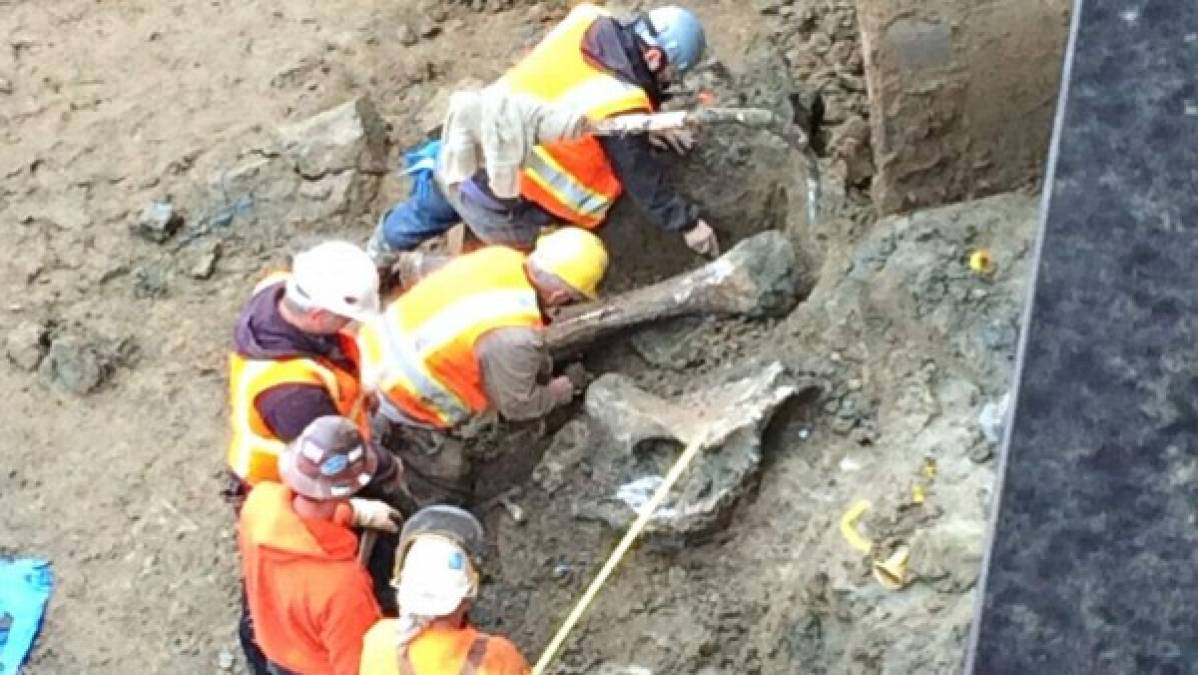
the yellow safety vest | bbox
[497,3,654,227]
[357,248,544,429]
[226,275,364,485]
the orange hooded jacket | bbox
[239,482,381,675]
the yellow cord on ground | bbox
[838,499,873,554]
[531,433,709,675]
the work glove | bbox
[349,498,402,533]
[683,219,720,258]
[647,128,696,155]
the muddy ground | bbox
[1,1,1039,673]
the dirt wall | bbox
[856,0,1071,214]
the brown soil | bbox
[0,1,1037,673]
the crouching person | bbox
[357,227,609,505]
[360,506,530,675]
[239,416,403,675]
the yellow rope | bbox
[531,432,709,675]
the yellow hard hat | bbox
[528,227,609,300]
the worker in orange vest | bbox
[240,416,402,675]
[360,505,530,675]
[367,4,717,266]
[357,227,608,504]
[226,240,406,507]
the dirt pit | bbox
[1,1,1038,673]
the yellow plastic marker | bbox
[838,499,874,554]
[912,484,926,505]
[872,545,911,590]
[968,248,996,276]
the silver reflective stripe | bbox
[410,289,541,356]
[553,74,643,115]
[377,312,472,426]
[524,148,612,217]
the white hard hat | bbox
[287,241,381,322]
[396,535,478,617]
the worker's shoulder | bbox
[362,618,397,652]
[479,633,530,672]
[360,620,401,675]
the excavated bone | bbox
[575,361,810,541]
[546,230,803,357]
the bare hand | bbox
[647,128,696,155]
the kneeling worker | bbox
[239,416,402,675]
[360,505,530,675]
[356,227,608,503]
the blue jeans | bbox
[378,172,461,251]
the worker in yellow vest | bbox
[357,227,608,504]
[360,505,531,675]
[367,4,717,268]
[226,240,406,509]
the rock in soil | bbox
[5,320,49,371]
[133,201,184,243]
[187,242,222,280]
[38,335,110,395]
[275,96,389,178]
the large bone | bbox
[563,362,814,544]
[545,230,802,357]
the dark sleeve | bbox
[598,134,700,233]
[255,383,340,441]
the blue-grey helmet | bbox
[633,6,707,75]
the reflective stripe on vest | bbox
[359,248,543,429]
[398,635,489,675]
[374,308,474,428]
[499,3,653,227]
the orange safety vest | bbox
[360,620,531,675]
[227,274,365,485]
[357,248,543,429]
[400,634,489,675]
[498,3,654,228]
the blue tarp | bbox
[0,559,53,674]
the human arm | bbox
[255,384,340,441]
[598,134,719,256]
[476,327,574,421]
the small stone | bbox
[0,77,12,95]
[133,263,170,298]
[188,243,221,280]
[133,201,183,243]
[39,335,108,395]
[978,392,1011,444]
[217,648,234,671]
[418,21,442,39]
[5,320,48,371]
[968,444,994,464]
[396,23,419,47]
[808,32,832,55]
